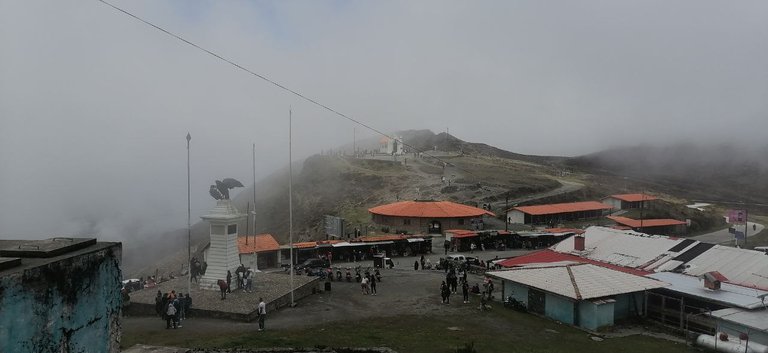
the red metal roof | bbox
[238,234,280,254]
[606,193,658,202]
[544,228,585,235]
[369,200,495,218]
[607,216,687,228]
[291,241,319,249]
[498,249,650,276]
[513,201,613,216]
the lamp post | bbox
[186,133,191,296]
[505,192,510,232]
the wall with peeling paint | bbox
[0,243,122,353]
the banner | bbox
[728,209,747,224]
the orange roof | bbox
[606,193,658,202]
[513,201,613,216]
[446,229,477,235]
[238,234,280,254]
[292,241,318,249]
[369,200,495,218]
[544,228,586,235]
[353,234,409,242]
[607,216,687,228]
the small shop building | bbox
[506,201,613,225]
[238,233,281,269]
[488,263,666,331]
[606,216,687,236]
[369,200,495,235]
[602,193,657,210]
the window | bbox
[403,219,411,225]
[227,224,237,234]
[458,219,465,225]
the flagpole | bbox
[252,143,258,270]
[289,108,295,306]
[186,132,192,297]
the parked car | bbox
[296,258,330,274]
[447,254,466,263]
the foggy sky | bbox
[1,0,767,240]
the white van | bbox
[447,254,466,262]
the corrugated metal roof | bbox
[369,200,495,218]
[648,272,768,309]
[488,263,666,300]
[605,193,658,202]
[607,216,687,228]
[514,201,613,216]
[709,308,768,331]
[551,227,685,270]
[680,245,768,290]
[499,249,650,276]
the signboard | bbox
[728,209,747,224]
[324,215,345,238]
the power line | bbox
[96,0,479,181]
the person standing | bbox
[257,298,266,331]
[440,281,450,304]
[218,279,228,299]
[165,302,177,329]
[226,270,232,293]
[462,281,469,304]
[154,290,163,317]
[370,274,377,296]
[420,255,425,270]
[414,260,419,271]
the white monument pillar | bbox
[199,199,246,290]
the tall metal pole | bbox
[253,143,257,238]
[289,108,295,306]
[505,192,509,232]
[745,209,749,248]
[186,133,191,296]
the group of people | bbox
[217,264,256,299]
[414,255,433,270]
[155,289,192,329]
[360,271,378,295]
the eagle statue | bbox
[208,178,244,200]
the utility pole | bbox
[186,133,191,297]
[505,192,509,232]
[288,108,295,306]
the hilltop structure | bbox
[368,200,494,235]
[200,199,246,290]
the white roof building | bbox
[489,263,666,300]
[648,272,768,310]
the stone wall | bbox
[0,244,122,353]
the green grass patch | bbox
[123,309,688,353]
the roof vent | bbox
[574,235,585,251]
[701,271,727,290]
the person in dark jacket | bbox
[218,279,228,299]
[154,290,163,317]
[226,270,233,293]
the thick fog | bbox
[1,1,767,241]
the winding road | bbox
[692,222,765,245]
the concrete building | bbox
[378,136,404,155]
[489,263,666,331]
[201,199,246,290]
[369,200,495,234]
[602,193,657,210]
[0,237,122,353]
[506,201,613,225]
[238,234,281,270]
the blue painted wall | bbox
[502,280,529,306]
[576,300,616,331]
[0,245,122,353]
[613,292,643,320]
[545,293,574,325]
